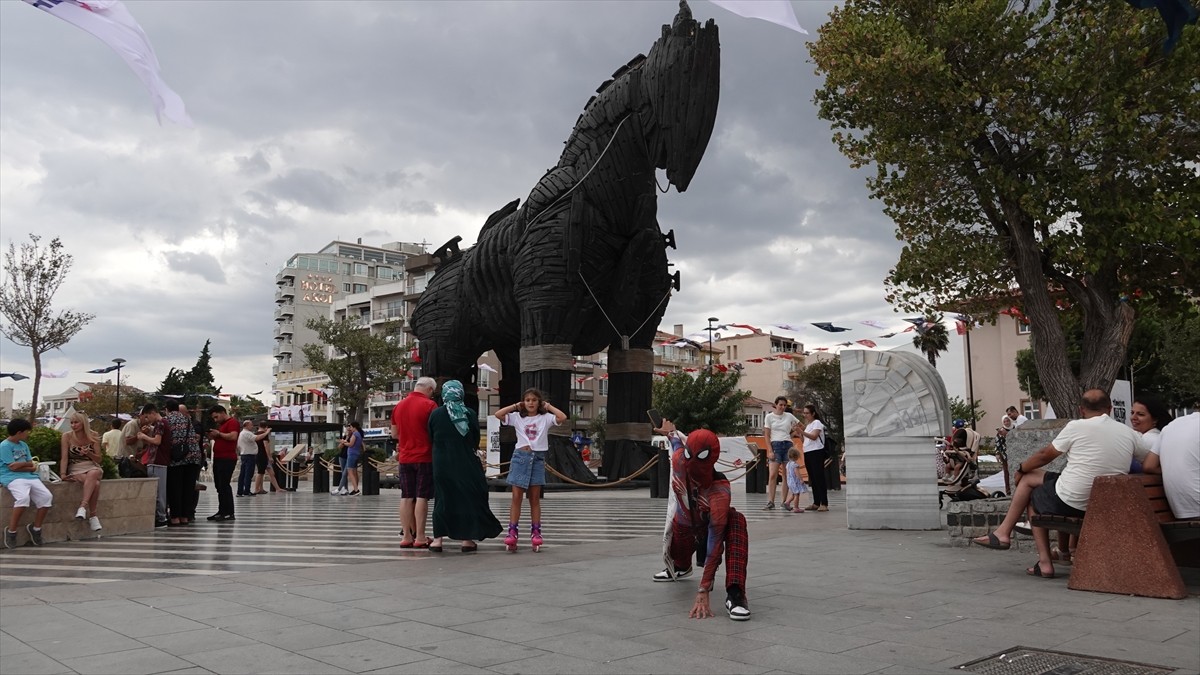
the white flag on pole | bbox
[708,0,808,35]
[23,0,192,126]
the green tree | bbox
[157,341,223,406]
[651,369,750,436]
[948,396,986,428]
[227,395,267,420]
[301,317,409,423]
[0,235,94,419]
[1159,310,1200,406]
[784,357,843,442]
[75,383,148,425]
[810,0,1200,419]
[912,313,950,367]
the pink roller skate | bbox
[505,523,519,553]
[530,523,543,552]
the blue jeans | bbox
[237,455,256,495]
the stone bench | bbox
[1032,473,1197,600]
[0,478,158,547]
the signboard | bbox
[362,427,391,439]
[486,416,500,478]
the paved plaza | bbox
[1,487,1197,674]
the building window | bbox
[599,379,609,396]
[377,266,394,280]
[353,263,369,277]
[478,369,491,389]
[571,403,585,419]
[746,413,762,430]
[1022,400,1041,420]
[343,283,351,292]
[353,283,368,294]
[1017,321,1031,335]
[597,406,606,419]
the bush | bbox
[26,426,61,463]
[100,453,118,480]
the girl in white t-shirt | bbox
[495,388,567,552]
[798,404,829,512]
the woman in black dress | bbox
[429,380,502,553]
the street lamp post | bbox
[112,358,126,419]
[706,317,719,371]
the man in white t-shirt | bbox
[1144,405,1200,520]
[997,406,1029,438]
[761,397,800,511]
[972,389,1150,578]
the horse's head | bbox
[641,0,720,192]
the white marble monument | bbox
[841,350,950,529]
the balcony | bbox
[273,341,294,357]
[372,309,404,324]
[275,284,295,302]
[274,322,294,338]
[277,270,295,284]
[571,389,595,400]
[274,303,295,321]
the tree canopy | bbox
[301,317,410,424]
[810,0,1200,417]
[784,357,843,442]
[0,234,94,418]
[158,340,220,401]
[651,369,750,436]
[911,313,950,367]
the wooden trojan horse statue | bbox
[411,0,720,482]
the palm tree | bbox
[912,312,950,367]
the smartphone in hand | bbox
[647,409,664,430]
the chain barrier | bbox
[543,454,659,488]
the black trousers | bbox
[804,449,829,507]
[167,464,201,520]
[213,458,236,516]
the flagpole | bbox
[113,358,126,418]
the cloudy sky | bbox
[0,0,926,409]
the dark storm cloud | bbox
[0,0,914,402]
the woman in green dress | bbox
[430,380,503,552]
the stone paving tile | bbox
[28,627,147,661]
[1,627,35,655]
[838,639,966,669]
[752,625,882,654]
[358,656,492,674]
[1162,629,1200,649]
[536,630,666,661]
[1029,613,1190,642]
[250,594,341,618]
[338,595,441,615]
[297,638,430,673]
[404,605,503,627]
[1051,633,1200,671]
[876,664,962,675]
[729,643,894,675]
[421,589,515,611]
[550,614,675,640]
[826,606,958,631]
[487,652,633,675]
[650,612,763,636]
[199,609,309,632]
[0,649,74,674]
[243,622,365,651]
[605,647,772,674]
[286,583,377,603]
[479,601,593,625]
[935,617,1089,648]
[576,597,683,621]
[180,642,355,674]
[301,606,399,631]
[630,627,769,659]
[413,633,551,668]
[350,620,472,647]
[140,627,260,656]
[452,617,579,643]
[156,598,260,622]
[56,598,210,638]
[59,646,193,675]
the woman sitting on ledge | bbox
[60,411,104,532]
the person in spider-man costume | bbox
[651,421,750,621]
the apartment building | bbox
[272,239,425,422]
[714,331,804,402]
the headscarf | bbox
[442,380,471,437]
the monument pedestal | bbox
[846,437,942,530]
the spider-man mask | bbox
[684,429,720,488]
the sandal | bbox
[399,540,415,549]
[428,540,444,553]
[413,537,433,549]
[461,543,478,554]
[1026,562,1056,579]
[972,531,1011,550]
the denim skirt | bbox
[507,449,546,489]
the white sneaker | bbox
[89,516,102,532]
[75,506,87,520]
[652,567,694,582]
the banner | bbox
[23,0,192,126]
[709,0,808,34]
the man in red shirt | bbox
[206,405,240,521]
[391,377,437,547]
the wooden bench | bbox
[1031,473,1199,599]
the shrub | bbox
[26,426,62,462]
